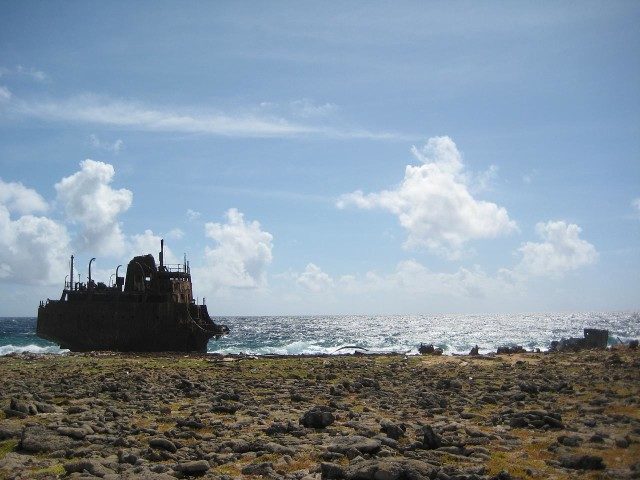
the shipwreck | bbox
[37,240,228,352]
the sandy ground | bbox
[0,348,639,479]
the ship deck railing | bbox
[162,264,189,273]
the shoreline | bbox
[0,343,623,359]
[1,348,639,479]
[0,350,528,359]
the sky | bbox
[0,1,638,316]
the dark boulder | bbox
[380,420,405,440]
[519,382,539,394]
[265,420,299,435]
[9,398,37,415]
[491,471,515,480]
[211,402,242,414]
[560,454,605,470]
[321,462,345,479]
[583,329,608,348]
[422,425,442,449]
[503,410,563,430]
[417,392,448,409]
[550,328,609,352]
[418,344,443,355]
[509,417,528,428]
[300,406,335,429]
[557,435,582,447]
[241,462,275,476]
[497,345,525,354]
[0,425,22,440]
[118,451,139,465]
[176,417,205,429]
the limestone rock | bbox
[327,436,382,455]
[175,460,210,474]
[149,437,177,453]
[64,459,114,477]
[344,458,437,480]
[20,425,75,453]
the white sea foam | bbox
[0,344,68,356]
[209,341,443,356]
[208,340,335,356]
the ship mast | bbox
[69,255,74,290]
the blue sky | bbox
[0,1,638,316]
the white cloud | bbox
[195,209,273,291]
[89,134,124,153]
[296,263,334,293]
[0,65,47,82]
[279,259,517,303]
[0,205,70,286]
[260,98,338,119]
[55,159,132,256]
[15,65,47,82]
[0,179,48,215]
[632,198,640,217]
[289,99,337,118]
[472,164,499,192]
[186,209,201,221]
[337,136,517,258]
[13,94,317,138]
[3,92,409,140]
[516,220,598,277]
[167,228,184,240]
[0,86,11,102]
[341,260,515,299]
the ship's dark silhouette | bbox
[37,240,228,352]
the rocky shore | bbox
[0,348,638,479]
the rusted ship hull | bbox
[37,301,225,352]
[37,240,229,352]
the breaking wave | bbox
[0,344,68,356]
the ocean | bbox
[1,311,638,356]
